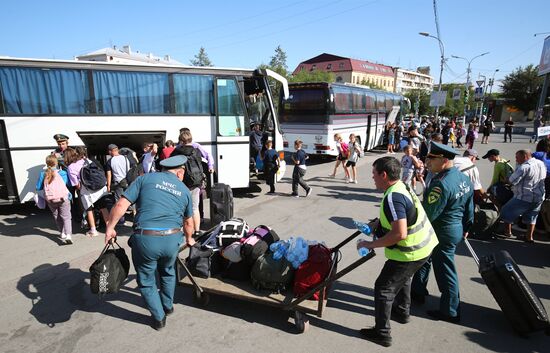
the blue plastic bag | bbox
[285,237,309,269]
[270,240,289,260]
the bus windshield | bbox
[280,88,328,124]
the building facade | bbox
[292,53,395,92]
[394,68,434,94]
[76,45,181,65]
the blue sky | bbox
[2,0,549,88]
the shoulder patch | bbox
[427,187,442,204]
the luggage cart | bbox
[176,230,375,333]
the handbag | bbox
[89,241,130,295]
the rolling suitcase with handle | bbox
[464,239,550,336]
[209,173,234,225]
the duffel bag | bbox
[90,241,130,295]
[240,235,268,266]
[293,243,332,300]
[472,202,499,238]
[250,225,280,246]
[186,244,225,278]
[221,261,252,282]
[251,253,294,293]
[217,218,249,247]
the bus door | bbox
[367,114,377,150]
[375,113,386,147]
[215,77,249,188]
[0,120,17,204]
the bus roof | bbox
[287,81,402,98]
[0,56,260,77]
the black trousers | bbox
[374,257,429,336]
[292,167,310,195]
[504,130,512,142]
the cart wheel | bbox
[294,311,310,333]
[193,288,210,306]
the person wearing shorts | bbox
[346,134,361,183]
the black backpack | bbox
[80,159,107,191]
[172,145,204,188]
[89,242,130,295]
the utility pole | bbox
[478,74,487,120]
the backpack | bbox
[240,235,268,266]
[216,218,249,247]
[80,159,107,192]
[340,142,349,157]
[250,225,280,246]
[89,242,130,295]
[251,253,294,293]
[503,160,514,179]
[172,145,204,188]
[293,244,332,300]
[472,203,499,239]
[44,171,69,203]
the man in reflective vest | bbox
[411,142,474,323]
[357,156,438,347]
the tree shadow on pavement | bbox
[455,237,550,270]
[315,185,381,202]
[328,216,355,230]
[17,263,150,328]
[0,208,67,245]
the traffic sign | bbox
[476,80,485,87]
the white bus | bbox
[280,82,407,156]
[0,57,288,204]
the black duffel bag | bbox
[90,241,130,295]
[186,244,226,278]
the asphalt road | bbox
[0,131,548,353]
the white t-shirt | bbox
[107,155,129,182]
[453,157,482,190]
[142,152,156,173]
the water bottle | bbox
[356,238,370,257]
[354,221,372,236]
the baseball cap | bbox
[107,144,118,150]
[464,149,479,160]
[482,149,500,159]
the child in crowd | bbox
[401,145,421,188]
[36,155,73,244]
[261,139,280,194]
[329,133,350,181]
[387,123,396,154]
[291,139,312,198]
[346,134,361,183]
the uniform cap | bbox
[427,141,460,160]
[482,149,500,159]
[464,149,479,160]
[159,155,187,169]
[107,144,118,151]
[53,134,69,142]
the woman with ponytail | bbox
[36,155,73,244]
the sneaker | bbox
[345,179,350,184]
[354,179,358,184]
[60,233,68,240]
[86,230,99,237]
[152,316,166,331]
[427,310,460,323]
[64,234,73,245]
[328,174,335,178]
[306,188,312,197]
[391,309,410,324]
[291,193,299,198]
[358,328,392,347]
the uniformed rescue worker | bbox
[411,142,474,323]
[357,156,439,347]
[105,155,195,330]
[52,134,70,169]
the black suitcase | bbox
[464,239,550,336]
[209,182,233,225]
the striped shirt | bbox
[509,158,546,203]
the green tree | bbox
[289,69,335,83]
[268,45,288,77]
[501,64,543,115]
[359,78,385,90]
[404,89,431,116]
[190,47,213,67]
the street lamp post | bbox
[419,32,445,121]
[451,51,489,120]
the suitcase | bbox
[209,182,234,225]
[464,239,550,336]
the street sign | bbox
[476,80,485,87]
[474,87,483,100]
[538,126,550,136]
[429,91,447,107]
[452,88,461,100]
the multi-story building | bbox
[394,67,434,94]
[76,45,181,65]
[292,53,395,92]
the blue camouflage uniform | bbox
[411,142,474,319]
[123,156,193,322]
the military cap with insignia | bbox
[53,134,69,142]
[427,141,460,160]
[159,155,188,169]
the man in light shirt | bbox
[500,149,547,242]
[453,149,486,204]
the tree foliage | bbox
[501,64,543,114]
[268,45,288,77]
[190,47,213,67]
[404,89,431,116]
[289,69,335,83]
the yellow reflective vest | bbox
[380,181,438,262]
